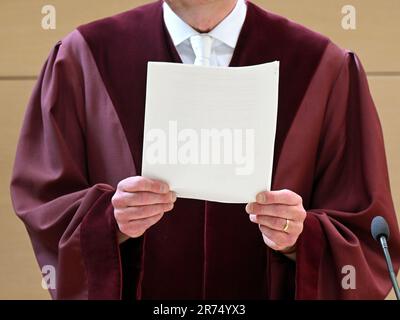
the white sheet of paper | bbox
[142,61,279,203]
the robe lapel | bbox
[230,2,329,186]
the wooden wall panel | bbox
[263,0,400,73]
[0,1,399,76]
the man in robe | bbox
[10,0,400,299]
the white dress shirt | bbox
[163,0,247,67]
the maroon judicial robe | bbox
[10,0,400,300]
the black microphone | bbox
[371,216,400,300]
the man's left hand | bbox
[246,189,306,253]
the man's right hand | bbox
[112,176,176,243]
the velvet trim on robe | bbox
[11,0,400,299]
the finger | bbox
[118,176,170,194]
[118,213,165,238]
[249,214,291,232]
[124,191,176,206]
[246,203,298,220]
[251,214,303,234]
[112,190,176,208]
[259,225,296,250]
[256,189,302,206]
[115,203,174,222]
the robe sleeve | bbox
[10,38,123,300]
[295,51,400,299]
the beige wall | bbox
[0,0,399,299]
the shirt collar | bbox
[163,0,247,49]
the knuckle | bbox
[111,193,123,209]
[299,208,307,220]
[111,194,118,207]
[294,208,306,222]
[268,193,276,203]
[116,180,125,191]
[290,190,299,199]
[281,189,292,199]
[283,189,302,204]
[128,176,143,191]
[136,178,146,191]
[119,176,136,190]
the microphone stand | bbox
[379,236,400,300]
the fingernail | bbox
[249,214,257,223]
[246,203,253,213]
[256,193,265,203]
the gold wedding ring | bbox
[283,219,290,233]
